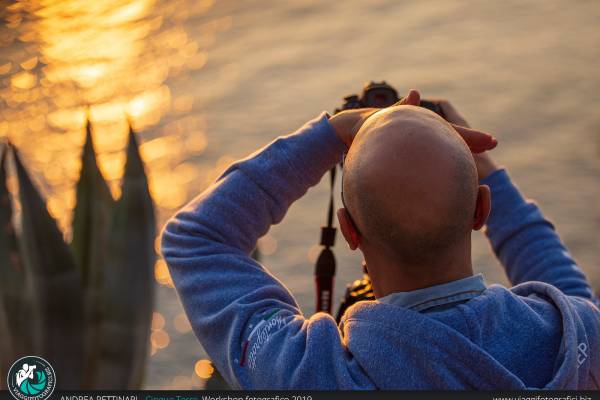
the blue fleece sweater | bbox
[161,113,600,389]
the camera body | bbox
[334,81,445,117]
[335,261,375,322]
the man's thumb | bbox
[395,89,421,106]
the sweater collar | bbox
[377,273,486,313]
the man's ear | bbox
[337,208,360,250]
[473,184,491,231]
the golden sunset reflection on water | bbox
[0,0,223,235]
[1,1,234,386]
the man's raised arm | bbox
[439,100,597,305]
[481,165,598,305]
[160,113,376,389]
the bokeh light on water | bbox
[0,0,225,234]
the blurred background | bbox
[0,0,598,390]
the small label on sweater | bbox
[578,342,588,366]
[243,309,286,371]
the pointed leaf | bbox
[0,145,34,370]
[71,120,114,388]
[96,125,155,389]
[72,119,113,282]
[13,146,84,388]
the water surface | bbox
[1,0,598,389]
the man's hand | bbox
[328,107,378,149]
[436,98,500,181]
[329,90,422,148]
[329,90,499,169]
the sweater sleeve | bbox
[160,113,373,389]
[482,168,598,305]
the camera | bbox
[334,81,446,117]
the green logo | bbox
[7,356,56,400]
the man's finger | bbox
[451,124,498,153]
[394,89,421,107]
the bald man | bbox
[161,90,600,389]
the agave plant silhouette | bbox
[0,120,155,389]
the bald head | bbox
[343,105,478,268]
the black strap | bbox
[314,166,337,314]
[321,167,336,246]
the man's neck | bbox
[364,245,474,298]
